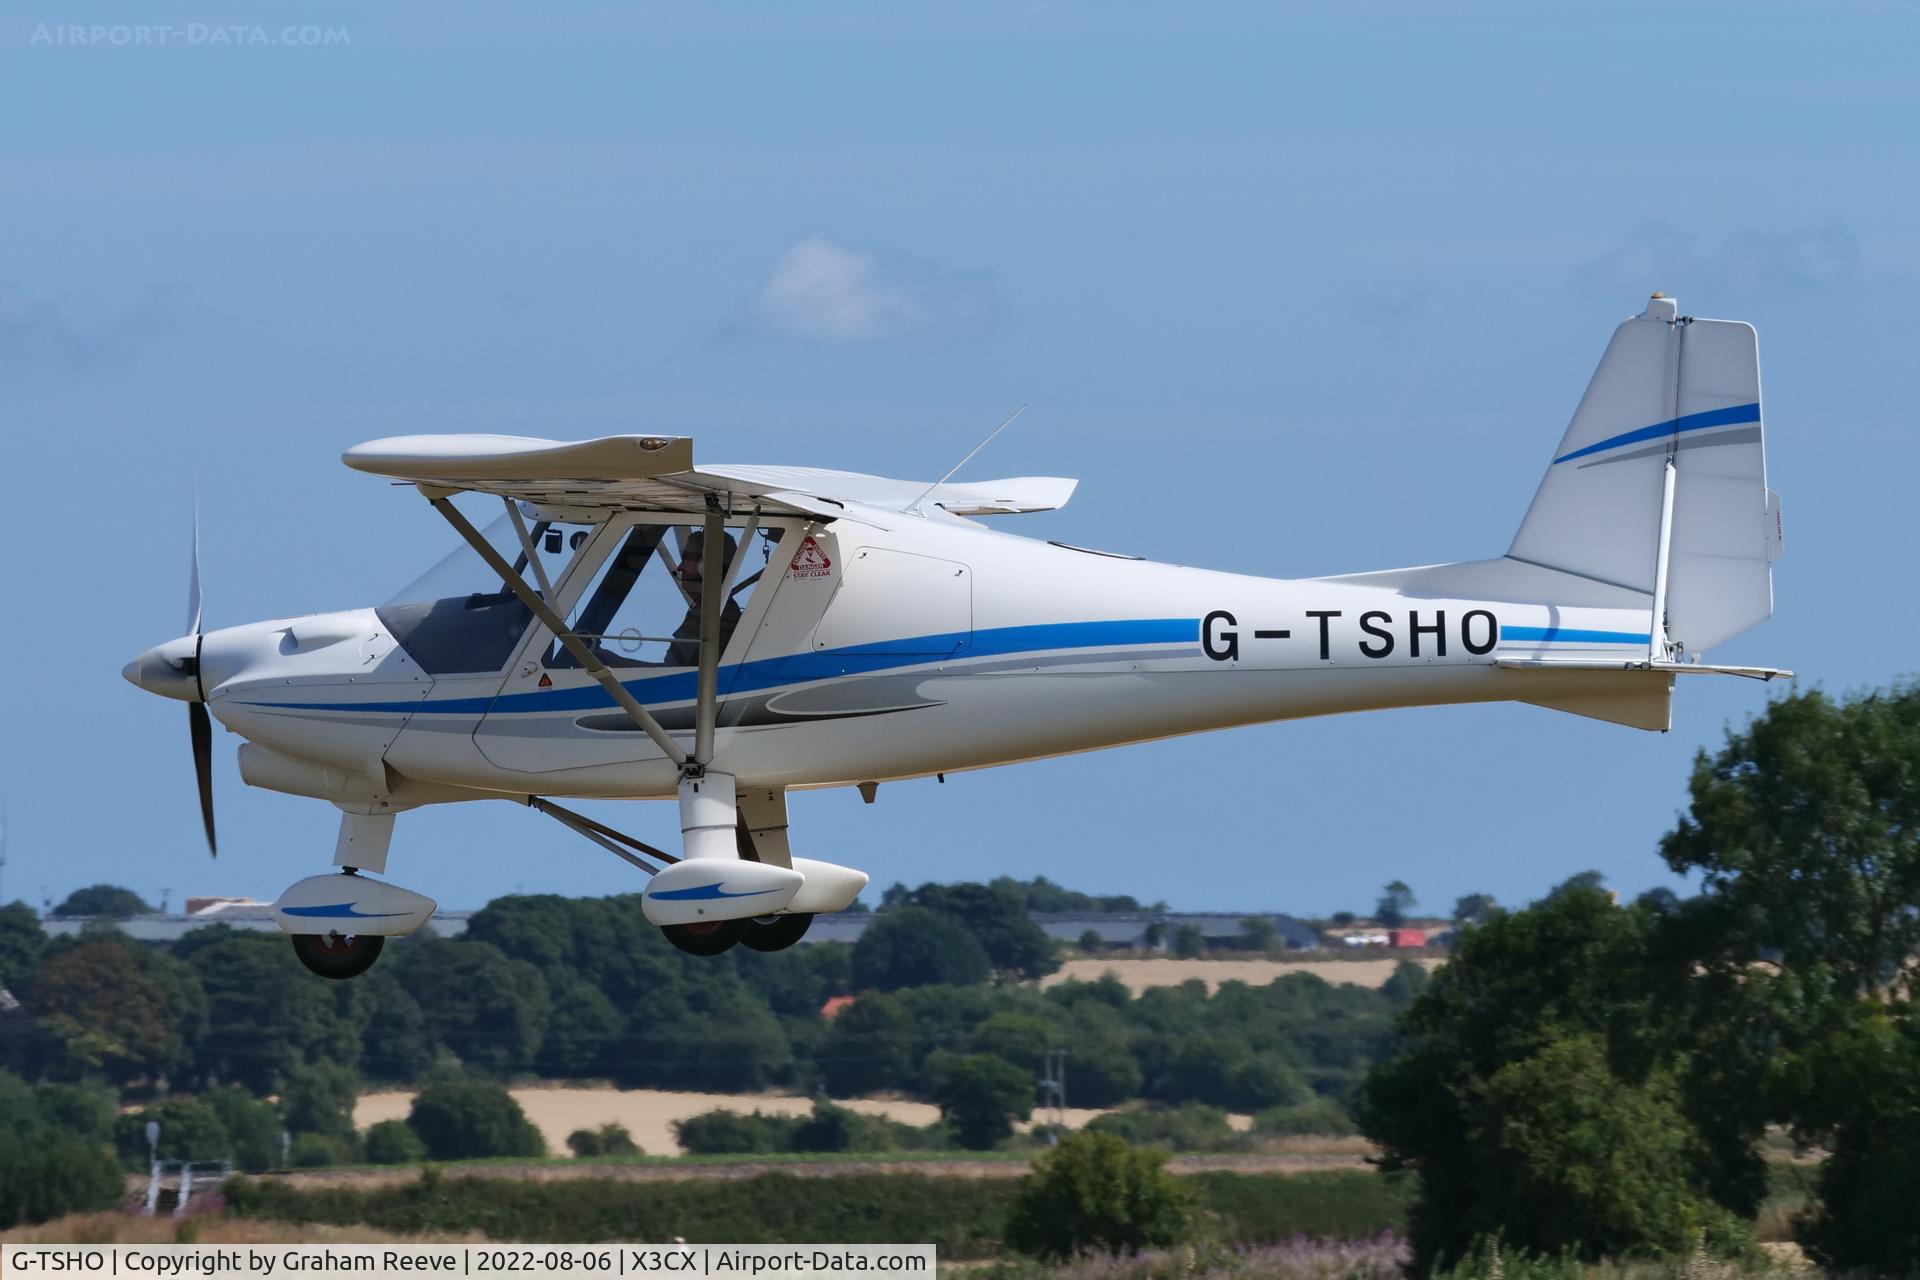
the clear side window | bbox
[548,524,786,669]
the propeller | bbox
[186,512,217,858]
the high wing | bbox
[342,434,1076,520]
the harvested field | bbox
[356,1087,1241,1155]
[357,1087,948,1156]
[1040,956,1442,993]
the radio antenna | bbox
[907,403,1028,515]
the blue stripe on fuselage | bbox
[235,616,1658,719]
[240,618,1202,716]
[1500,625,1650,645]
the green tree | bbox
[0,1069,41,1138]
[1661,684,1920,1003]
[1362,886,1754,1271]
[186,933,357,1093]
[820,991,917,1096]
[1452,893,1497,926]
[33,1083,115,1143]
[535,974,624,1078]
[1077,929,1104,954]
[1169,924,1205,959]
[352,971,436,1082]
[1239,917,1280,954]
[673,1109,795,1154]
[566,1122,640,1158]
[1375,880,1416,928]
[789,1099,875,1153]
[971,1012,1054,1070]
[0,901,45,992]
[1468,1035,1743,1259]
[29,939,173,1081]
[932,1053,1033,1149]
[203,1085,284,1172]
[389,939,550,1075]
[52,885,153,918]
[1086,1102,1239,1152]
[281,1060,360,1141]
[364,1118,428,1165]
[1795,1008,1920,1273]
[624,992,791,1093]
[0,1133,124,1229]
[1379,959,1431,1006]
[406,1080,544,1160]
[893,882,1059,979]
[1003,1130,1194,1259]
[850,907,992,991]
[113,1097,231,1167]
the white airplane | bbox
[125,295,1786,978]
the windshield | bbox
[386,508,584,606]
[379,503,593,675]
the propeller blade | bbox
[186,506,203,637]
[190,700,217,858]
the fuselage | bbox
[160,503,1664,813]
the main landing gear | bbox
[660,912,816,957]
[291,932,386,979]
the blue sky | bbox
[2,1,1914,919]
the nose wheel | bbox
[291,932,386,980]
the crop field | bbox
[1038,957,1443,993]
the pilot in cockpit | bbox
[665,529,742,667]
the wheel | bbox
[291,932,386,980]
[739,913,814,952]
[661,918,745,956]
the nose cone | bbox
[123,636,202,702]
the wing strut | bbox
[693,500,761,766]
[422,488,689,768]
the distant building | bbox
[36,903,1325,952]
[1387,928,1427,949]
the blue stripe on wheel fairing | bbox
[238,617,1202,716]
[1551,402,1760,466]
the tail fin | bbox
[1508,295,1783,658]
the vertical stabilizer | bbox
[1508,296,1780,658]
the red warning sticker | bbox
[537,673,553,688]
[787,536,833,580]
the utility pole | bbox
[1036,1049,1068,1145]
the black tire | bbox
[740,913,814,952]
[662,918,745,956]
[291,932,385,980]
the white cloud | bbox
[736,236,999,343]
[1578,224,1863,298]
[0,279,180,374]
